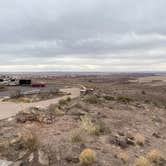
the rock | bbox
[10,161,22,166]
[0,160,13,166]
[152,132,161,138]
[38,149,49,165]
[28,153,34,162]
[109,135,128,149]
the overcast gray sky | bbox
[0,0,166,72]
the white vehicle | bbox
[0,79,10,85]
[8,79,19,86]
[0,78,19,86]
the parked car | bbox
[31,83,46,87]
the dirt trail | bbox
[0,88,80,120]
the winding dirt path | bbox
[0,88,80,120]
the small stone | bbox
[38,149,49,166]
[0,160,13,166]
[28,153,34,162]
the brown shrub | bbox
[134,156,151,166]
[117,151,129,163]
[146,149,163,163]
[79,149,96,165]
[134,133,145,146]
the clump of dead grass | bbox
[79,148,96,165]
[71,128,86,143]
[59,97,71,105]
[117,151,129,163]
[48,104,65,116]
[134,133,145,146]
[117,96,133,104]
[83,95,100,104]
[20,129,38,152]
[80,115,111,136]
[134,156,151,166]
[80,115,99,135]
[146,149,163,163]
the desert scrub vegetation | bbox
[59,97,71,105]
[117,151,129,164]
[48,104,65,116]
[134,156,151,166]
[103,95,115,101]
[70,128,86,143]
[80,115,99,135]
[80,115,111,135]
[0,129,38,160]
[79,148,96,165]
[117,96,133,104]
[83,95,101,104]
[134,133,145,146]
[146,149,164,163]
[20,129,38,152]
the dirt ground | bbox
[0,73,166,166]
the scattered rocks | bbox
[16,107,56,124]
[109,133,135,149]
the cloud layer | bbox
[0,0,166,72]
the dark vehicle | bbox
[19,79,31,86]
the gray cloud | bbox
[0,0,166,71]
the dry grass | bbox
[134,156,151,166]
[71,128,86,143]
[134,133,145,146]
[48,104,65,116]
[146,149,163,163]
[59,97,71,105]
[80,116,100,135]
[80,116,111,136]
[84,95,100,104]
[20,129,38,152]
[117,96,133,104]
[117,151,129,163]
[79,148,96,165]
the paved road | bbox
[0,88,80,120]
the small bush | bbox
[71,129,85,143]
[59,99,67,105]
[118,151,129,163]
[84,95,100,104]
[66,97,71,102]
[48,104,65,116]
[79,149,96,165]
[117,96,133,104]
[134,133,145,146]
[80,116,111,136]
[134,156,151,166]
[80,116,99,135]
[146,149,163,163]
[95,120,111,135]
[20,129,38,152]
[103,95,115,101]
